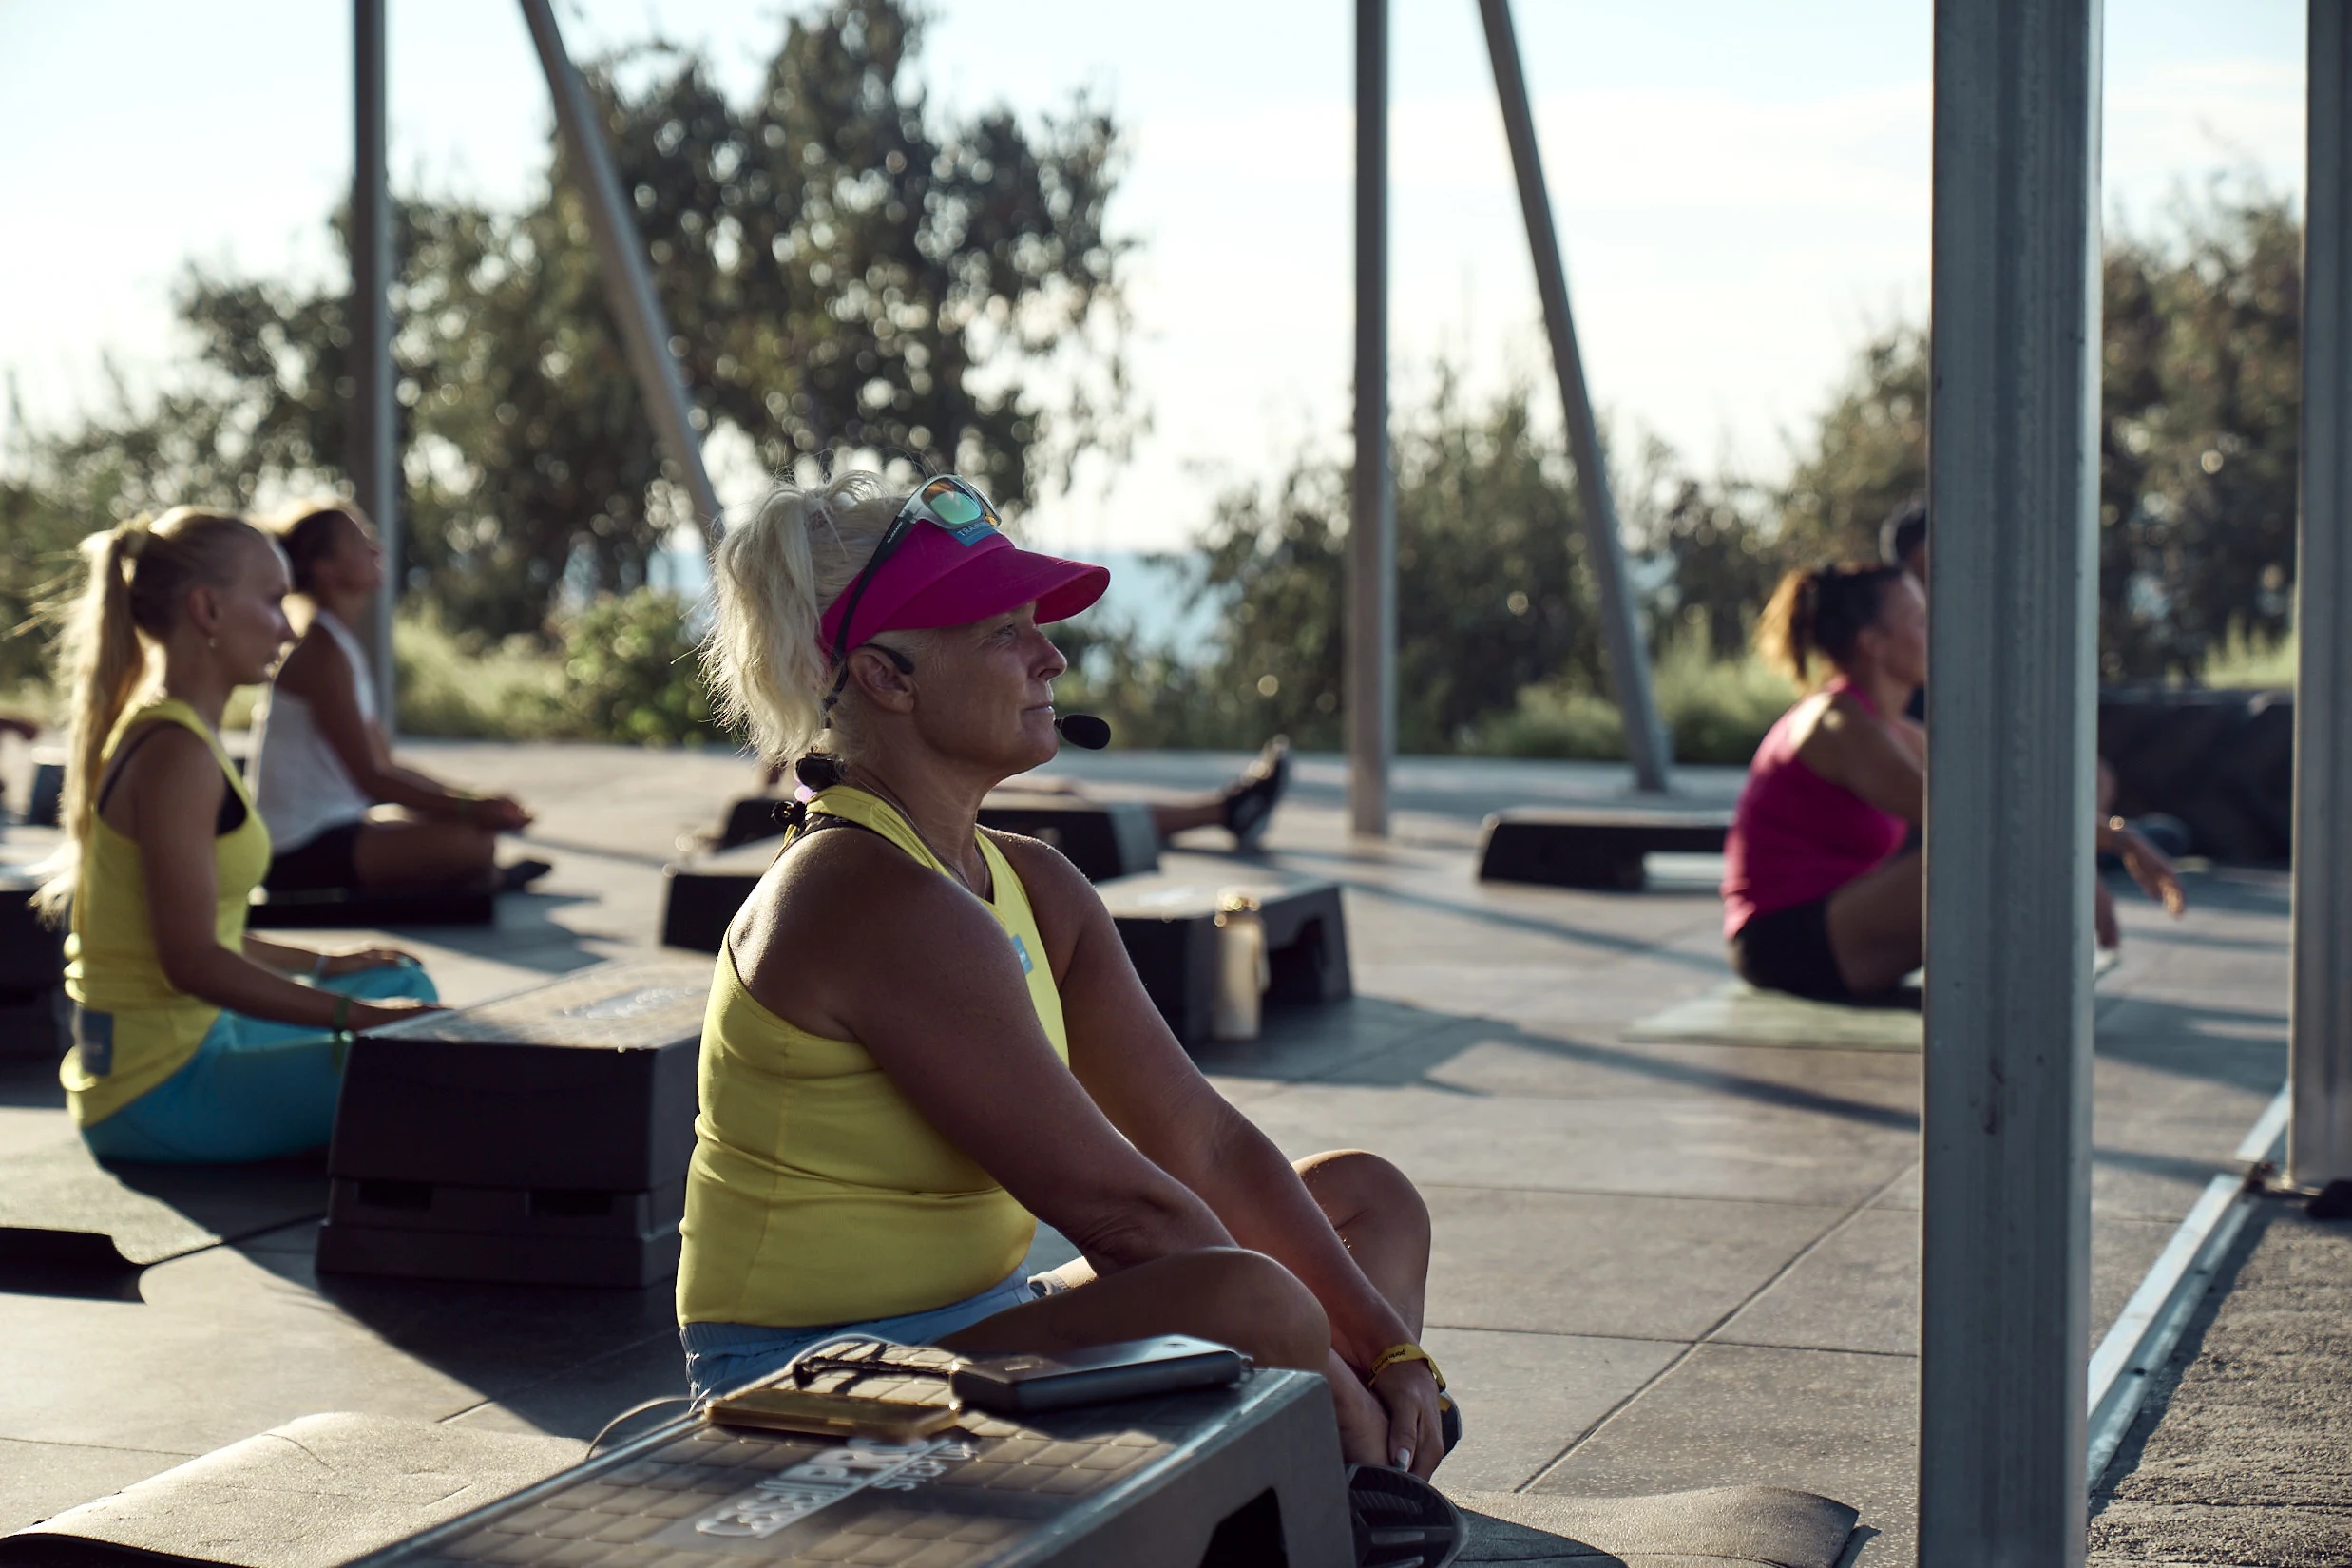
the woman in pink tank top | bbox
[1723,562,2186,1000]
[1721,564,1926,999]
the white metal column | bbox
[351,0,398,724]
[2292,0,2352,1195]
[520,0,722,531]
[1919,0,2104,1561]
[1474,0,1671,794]
[1347,0,1396,837]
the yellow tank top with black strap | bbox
[61,698,273,1127]
[677,784,1068,1329]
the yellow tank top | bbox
[677,785,1069,1329]
[61,699,273,1127]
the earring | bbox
[207,635,218,651]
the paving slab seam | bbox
[1515,1157,1922,1494]
[1415,1179,1905,1212]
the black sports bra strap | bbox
[93,724,170,815]
[94,719,248,836]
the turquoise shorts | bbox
[81,961,440,1165]
[681,1267,1066,1402]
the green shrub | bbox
[2198,623,2297,689]
[554,589,732,748]
[1468,618,1796,766]
[393,606,571,739]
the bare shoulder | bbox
[730,824,1008,1018]
[105,721,222,836]
[983,828,1100,958]
[1788,688,1876,775]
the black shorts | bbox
[265,820,366,893]
[1731,896,1849,1002]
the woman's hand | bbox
[319,946,420,978]
[347,997,445,1030]
[2115,825,2187,918]
[1326,1349,1444,1478]
[1367,1357,1445,1480]
[468,795,532,832]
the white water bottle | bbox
[1212,890,1269,1042]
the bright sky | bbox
[0,1,2308,552]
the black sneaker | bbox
[497,858,554,893]
[1346,1463,1463,1568]
[1221,736,1291,851]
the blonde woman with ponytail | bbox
[680,470,1452,1480]
[39,509,441,1164]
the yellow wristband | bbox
[1364,1343,1445,1391]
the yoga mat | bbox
[0,1413,581,1568]
[0,1133,328,1274]
[1625,983,1923,1052]
[1630,949,2124,1053]
[1454,1485,1860,1567]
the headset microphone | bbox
[1055,713,1112,750]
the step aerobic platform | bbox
[359,1355,1351,1568]
[0,865,67,1060]
[1477,805,1733,890]
[975,792,1158,883]
[662,848,1350,1051]
[247,882,497,929]
[1098,870,1351,1049]
[712,790,1159,883]
[316,956,711,1288]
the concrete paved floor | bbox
[0,744,2291,1566]
[2091,1195,2352,1567]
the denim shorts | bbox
[681,1267,1068,1402]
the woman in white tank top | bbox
[250,504,548,895]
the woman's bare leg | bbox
[940,1150,1432,1469]
[936,1246,1329,1374]
[1293,1149,1429,1337]
[352,815,499,891]
[1824,848,1924,997]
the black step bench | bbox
[664,849,1350,1051]
[369,1357,1350,1568]
[713,790,1159,883]
[1100,870,1351,1049]
[247,883,496,929]
[318,956,710,1288]
[660,839,774,952]
[0,864,67,1060]
[1477,804,1733,890]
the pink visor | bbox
[817,524,1110,656]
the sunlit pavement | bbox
[0,744,2288,1564]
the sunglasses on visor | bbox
[822,474,1004,709]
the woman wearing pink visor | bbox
[680,469,1451,1477]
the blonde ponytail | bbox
[35,508,266,919]
[700,470,908,765]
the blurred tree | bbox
[1060,374,1608,753]
[32,0,1129,638]
[1641,177,2301,682]
[2098,183,2302,678]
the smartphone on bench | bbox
[949,1335,1251,1415]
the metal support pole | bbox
[520,0,722,532]
[1474,0,1671,794]
[2292,0,2352,1194]
[351,0,398,727]
[1919,0,2102,1562]
[1347,0,1395,838]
